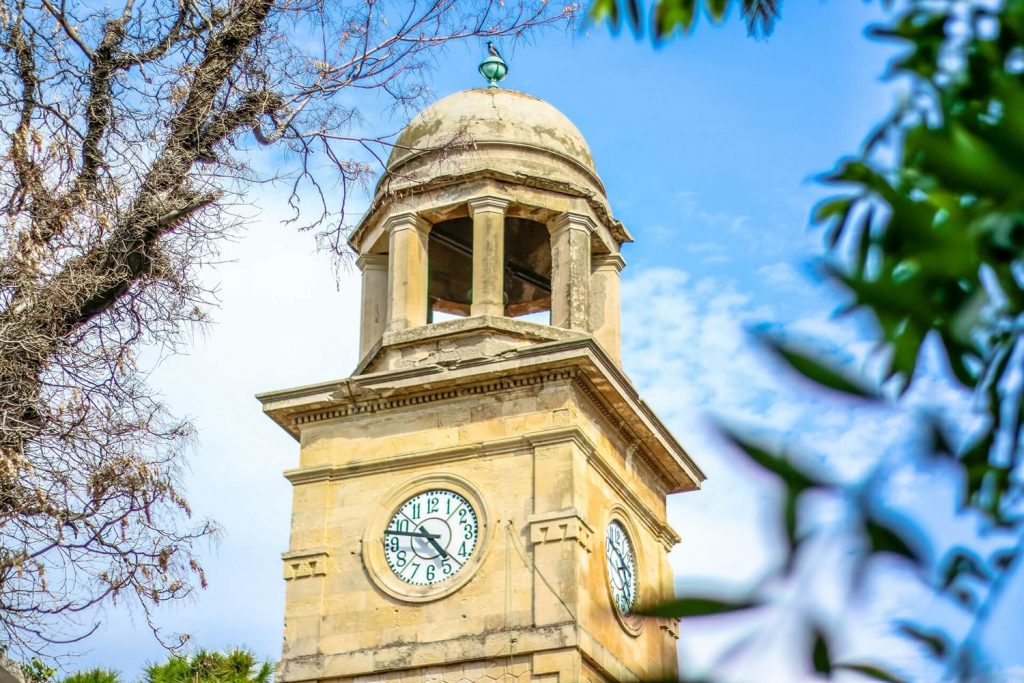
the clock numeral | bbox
[386,489,477,585]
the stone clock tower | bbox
[258,67,704,682]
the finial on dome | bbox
[479,42,508,88]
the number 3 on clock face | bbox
[383,489,479,586]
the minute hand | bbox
[384,528,449,559]
[384,529,441,539]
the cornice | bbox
[283,424,682,554]
[258,337,705,493]
[349,168,632,252]
[592,252,626,272]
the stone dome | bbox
[384,88,605,197]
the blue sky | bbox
[56,2,1024,680]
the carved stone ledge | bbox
[528,509,594,551]
[281,548,329,581]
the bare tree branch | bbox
[0,0,575,658]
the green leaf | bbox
[705,0,729,22]
[939,548,987,590]
[834,662,905,682]
[812,195,855,249]
[906,123,1024,200]
[590,0,621,29]
[812,626,832,676]
[756,331,879,399]
[635,596,761,618]
[990,548,1018,573]
[654,0,697,40]
[896,622,950,660]
[719,429,824,494]
[924,420,957,461]
[864,515,926,568]
[783,488,800,553]
[626,0,642,33]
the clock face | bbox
[605,520,638,614]
[383,489,479,586]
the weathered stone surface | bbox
[468,197,509,318]
[260,339,703,683]
[386,214,431,332]
[258,85,703,683]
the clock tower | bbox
[258,65,704,683]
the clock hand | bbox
[384,529,441,540]
[384,528,449,559]
[423,535,449,559]
[417,526,449,559]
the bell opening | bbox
[428,217,473,322]
[426,215,552,325]
[504,217,551,324]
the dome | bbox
[384,88,604,196]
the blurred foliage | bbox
[21,659,57,683]
[597,0,1024,681]
[590,0,783,39]
[61,669,120,683]
[142,649,272,683]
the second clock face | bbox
[383,489,479,586]
[606,519,638,614]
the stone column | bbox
[385,213,431,332]
[468,196,510,317]
[590,252,626,363]
[357,253,388,359]
[549,212,595,331]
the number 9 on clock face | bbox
[383,489,479,585]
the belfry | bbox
[258,59,704,682]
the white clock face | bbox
[605,520,638,614]
[383,489,479,586]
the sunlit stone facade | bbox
[259,86,704,683]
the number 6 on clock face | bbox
[383,489,479,585]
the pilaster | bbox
[589,253,625,364]
[531,440,589,628]
[385,213,431,332]
[357,253,388,358]
[468,196,510,317]
[550,213,595,332]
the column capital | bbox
[382,212,431,234]
[467,195,511,216]
[549,211,597,236]
[356,252,388,271]
[592,252,626,273]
